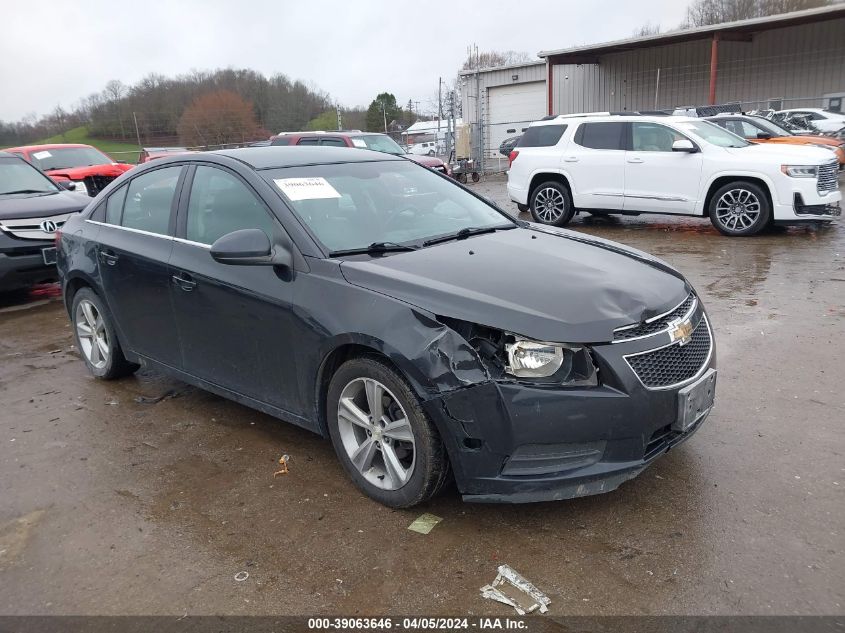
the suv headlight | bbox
[781,165,818,178]
[505,337,598,385]
[72,180,89,195]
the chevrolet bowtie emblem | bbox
[668,318,694,346]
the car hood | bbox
[726,143,835,163]
[339,227,689,343]
[44,163,132,179]
[0,190,90,220]
[405,154,445,168]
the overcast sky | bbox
[2,0,689,121]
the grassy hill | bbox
[36,126,141,164]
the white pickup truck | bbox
[506,113,841,236]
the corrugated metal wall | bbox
[551,17,845,114]
[460,62,546,124]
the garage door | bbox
[487,81,546,157]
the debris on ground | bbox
[273,454,291,477]
[234,571,249,582]
[134,389,179,405]
[480,564,550,615]
[407,513,442,535]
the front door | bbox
[168,164,300,413]
[623,122,703,214]
[95,165,184,367]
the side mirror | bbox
[756,132,772,140]
[58,181,76,191]
[210,229,292,268]
[672,139,697,153]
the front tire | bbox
[327,357,449,508]
[530,181,574,227]
[71,288,139,379]
[708,181,771,236]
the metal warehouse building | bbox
[461,4,845,159]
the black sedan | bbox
[57,147,716,507]
[0,152,90,292]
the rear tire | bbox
[708,181,771,236]
[71,288,139,379]
[327,357,449,508]
[530,181,574,227]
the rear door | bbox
[623,121,703,214]
[95,165,185,367]
[566,121,626,210]
[169,164,299,412]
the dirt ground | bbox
[1,176,843,616]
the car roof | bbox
[212,146,404,169]
[3,143,97,152]
[530,113,699,126]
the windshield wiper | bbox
[423,224,515,247]
[0,189,53,195]
[329,241,419,257]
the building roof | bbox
[539,5,845,63]
[458,59,545,77]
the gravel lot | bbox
[1,176,843,616]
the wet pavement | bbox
[1,177,843,616]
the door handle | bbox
[563,156,579,162]
[99,250,118,266]
[171,273,197,292]
[627,157,644,163]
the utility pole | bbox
[132,112,143,158]
[336,104,342,131]
[381,100,388,133]
[438,78,442,154]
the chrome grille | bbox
[0,212,76,240]
[817,160,838,194]
[614,293,696,342]
[625,316,712,389]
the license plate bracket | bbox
[42,247,57,265]
[674,369,716,432]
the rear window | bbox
[575,122,626,150]
[517,125,568,148]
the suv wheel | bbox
[71,288,139,379]
[327,357,449,508]
[708,181,771,236]
[530,181,574,227]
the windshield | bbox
[29,146,113,171]
[0,157,60,195]
[675,121,750,148]
[751,116,793,136]
[263,160,513,253]
[349,134,405,155]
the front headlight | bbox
[72,180,89,195]
[504,337,598,386]
[781,165,818,178]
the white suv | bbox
[507,113,841,236]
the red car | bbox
[3,143,133,197]
[269,131,451,176]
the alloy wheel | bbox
[534,187,566,222]
[715,188,761,232]
[336,378,416,491]
[75,299,110,369]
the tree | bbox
[633,22,663,36]
[681,0,835,27]
[177,90,262,147]
[365,92,401,132]
[461,49,533,71]
[306,110,340,131]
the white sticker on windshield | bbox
[274,177,341,201]
[351,138,367,148]
[33,151,52,159]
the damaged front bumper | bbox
[422,311,717,504]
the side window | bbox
[631,122,685,152]
[517,124,567,147]
[741,121,765,138]
[576,122,626,150]
[105,184,128,225]
[122,166,181,235]
[186,166,277,246]
[297,138,319,146]
[320,138,347,147]
[271,137,291,146]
